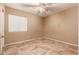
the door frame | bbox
[0,4,5,54]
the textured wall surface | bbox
[5,7,43,44]
[44,6,78,45]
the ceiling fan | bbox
[20,3,55,16]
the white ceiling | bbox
[5,3,76,17]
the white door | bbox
[0,4,5,54]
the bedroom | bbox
[0,3,78,55]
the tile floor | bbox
[3,39,78,55]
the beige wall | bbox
[5,7,43,44]
[5,5,78,45]
[44,6,78,45]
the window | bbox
[8,14,27,32]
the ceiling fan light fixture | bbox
[39,7,46,12]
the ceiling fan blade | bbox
[22,4,41,7]
[20,3,53,7]
[20,3,44,7]
[44,6,56,12]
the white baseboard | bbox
[5,37,43,47]
[5,36,78,47]
[44,36,78,47]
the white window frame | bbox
[8,14,27,32]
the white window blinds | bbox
[8,14,27,32]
